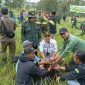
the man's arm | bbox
[30,64,52,78]
[53,56,63,66]
[60,39,77,58]
[41,13,55,25]
[60,68,85,81]
[40,52,46,60]
[52,38,77,64]
[51,38,77,66]
[38,42,46,60]
[50,52,62,65]
[54,65,78,72]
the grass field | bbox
[0,17,85,85]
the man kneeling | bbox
[55,51,85,85]
[16,47,52,85]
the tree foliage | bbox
[0,0,25,9]
[37,0,85,16]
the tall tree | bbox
[37,0,85,16]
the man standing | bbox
[41,11,57,39]
[0,6,16,65]
[49,11,57,39]
[21,11,41,51]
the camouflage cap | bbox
[28,11,36,17]
[1,6,8,14]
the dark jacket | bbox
[60,64,85,85]
[16,55,49,85]
[49,16,56,34]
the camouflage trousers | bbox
[1,38,16,60]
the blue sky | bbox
[26,0,40,3]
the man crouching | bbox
[16,47,52,85]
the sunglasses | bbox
[44,35,50,37]
[60,33,65,35]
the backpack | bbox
[1,20,15,38]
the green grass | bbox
[0,17,85,85]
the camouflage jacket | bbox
[21,21,42,47]
[0,15,16,40]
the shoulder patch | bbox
[75,69,79,73]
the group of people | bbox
[18,10,85,85]
[71,16,85,36]
[16,28,85,85]
[0,6,85,85]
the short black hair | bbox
[51,11,56,16]
[75,51,85,63]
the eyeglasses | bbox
[44,35,50,37]
[60,33,65,35]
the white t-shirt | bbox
[39,39,57,58]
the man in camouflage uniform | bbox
[0,6,16,65]
[21,11,41,54]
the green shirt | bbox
[59,34,85,58]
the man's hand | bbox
[48,65,53,72]
[39,59,50,65]
[53,64,65,71]
[50,54,59,62]
[39,59,46,65]
[50,57,55,61]
[53,64,60,70]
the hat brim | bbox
[60,32,66,34]
[33,49,37,53]
[28,41,33,44]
